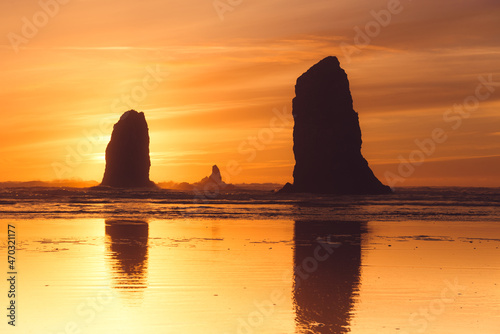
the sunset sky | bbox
[1,0,499,186]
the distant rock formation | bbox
[100,110,156,188]
[156,165,236,192]
[281,56,391,194]
[198,165,223,185]
[194,165,234,191]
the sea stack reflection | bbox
[105,219,149,302]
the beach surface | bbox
[0,187,499,333]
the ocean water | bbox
[0,186,499,221]
[0,187,499,334]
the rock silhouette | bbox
[100,110,156,188]
[199,165,223,185]
[282,56,391,194]
[194,165,234,191]
[156,165,237,192]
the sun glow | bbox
[0,0,499,186]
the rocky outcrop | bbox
[156,165,237,192]
[199,165,223,185]
[100,110,156,188]
[282,56,391,194]
[194,165,234,191]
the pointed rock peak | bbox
[193,164,236,192]
[211,165,221,175]
[120,109,146,122]
[209,165,222,183]
[315,56,340,68]
[299,56,342,80]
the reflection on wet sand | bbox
[105,219,149,298]
[293,220,366,333]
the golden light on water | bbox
[1,218,498,333]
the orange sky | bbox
[1,0,499,186]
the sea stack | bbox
[206,165,223,184]
[195,165,233,191]
[282,56,391,194]
[100,110,156,188]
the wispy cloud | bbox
[1,0,499,185]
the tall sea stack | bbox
[283,56,391,194]
[100,110,156,188]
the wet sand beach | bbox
[1,215,498,334]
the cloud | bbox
[0,0,499,184]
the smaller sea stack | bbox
[195,165,234,190]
